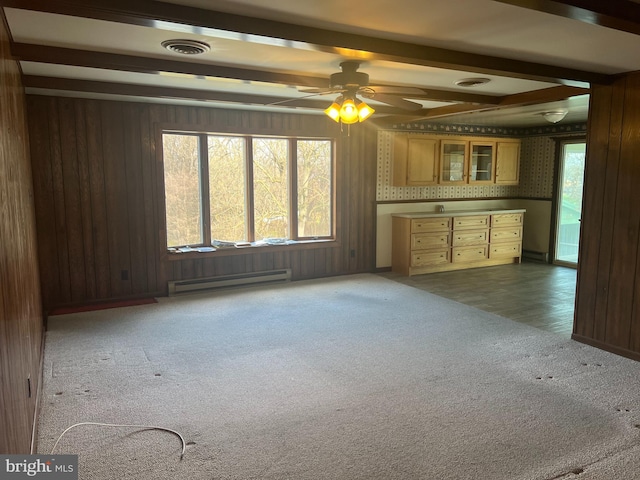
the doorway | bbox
[554,140,586,266]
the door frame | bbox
[550,136,587,268]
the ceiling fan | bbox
[301,60,425,112]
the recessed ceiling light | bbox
[161,39,211,55]
[455,78,491,87]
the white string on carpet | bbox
[50,422,186,460]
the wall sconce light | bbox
[325,95,375,124]
[542,110,568,124]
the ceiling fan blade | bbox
[298,87,343,94]
[366,93,423,111]
[267,93,329,106]
[367,85,426,95]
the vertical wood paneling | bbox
[59,97,86,301]
[85,99,111,299]
[122,104,147,294]
[27,97,378,309]
[101,102,132,297]
[49,99,72,303]
[0,12,44,453]
[75,100,97,299]
[27,96,57,307]
[593,81,625,342]
[605,74,640,349]
[574,84,612,338]
[139,105,158,294]
[574,71,640,359]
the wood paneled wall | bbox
[573,72,640,360]
[0,13,44,453]
[26,97,378,310]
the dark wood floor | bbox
[379,261,576,336]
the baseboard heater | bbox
[168,269,292,296]
[522,250,549,263]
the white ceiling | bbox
[4,0,640,126]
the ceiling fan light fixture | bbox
[357,100,375,122]
[324,99,342,123]
[324,95,375,124]
[541,110,568,123]
[161,39,211,55]
[339,97,360,124]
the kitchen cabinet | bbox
[392,209,525,276]
[496,141,521,185]
[391,133,519,186]
[392,134,439,186]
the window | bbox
[162,132,334,248]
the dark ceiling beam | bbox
[20,75,414,115]
[12,43,329,89]
[378,85,588,124]
[492,0,640,36]
[0,0,612,86]
[11,43,505,105]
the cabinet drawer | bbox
[452,245,488,263]
[411,217,451,233]
[489,242,522,258]
[411,232,450,250]
[453,215,489,230]
[411,249,450,267]
[490,226,522,243]
[491,213,523,227]
[452,229,489,247]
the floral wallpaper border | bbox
[389,121,587,137]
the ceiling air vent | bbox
[161,39,211,55]
[455,77,491,87]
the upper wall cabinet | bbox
[495,141,521,185]
[440,140,468,185]
[469,142,496,184]
[393,134,439,186]
[392,133,520,187]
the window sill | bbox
[165,239,339,261]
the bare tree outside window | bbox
[162,131,334,248]
[163,134,202,247]
[297,140,332,237]
[253,138,289,240]
[208,136,247,242]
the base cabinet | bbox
[392,209,525,276]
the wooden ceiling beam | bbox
[20,75,409,114]
[492,0,640,36]
[12,43,505,105]
[378,85,588,124]
[1,0,611,86]
[12,43,330,89]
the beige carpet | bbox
[36,274,640,479]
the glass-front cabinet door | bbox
[469,142,495,183]
[440,140,467,184]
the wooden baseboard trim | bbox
[571,334,640,363]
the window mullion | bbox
[289,138,298,239]
[200,134,211,245]
[245,137,256,242]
